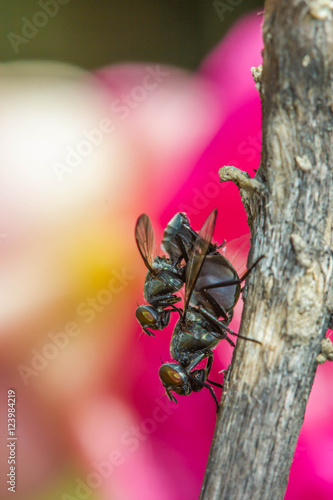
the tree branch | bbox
[200,2,333,499]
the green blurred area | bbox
[28,465,103,500]
[1,0,264,70]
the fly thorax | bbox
[151,256,166,272]
[162,212,197,264]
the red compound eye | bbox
[142,310,154,322]
[136,307,155,324]
[159,365,183,386]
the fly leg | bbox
[198,255,264,293]
[194,306,235,346]
[205,353,223,389]
[186,352,221,412]
[205,353,213,376]
[188,372,220,413]
[215,239,226,250]
[141,326,156,337]
[187,352,209,371]
[200,289,230,323]
[149,294,182,306]
[157,303,183,318]
[201,381,220,413]
[195,305,261,345]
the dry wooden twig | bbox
[200,1,333,499]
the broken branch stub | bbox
[219,165,264,230]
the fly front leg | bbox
[205,353,213,377]
[187,351,210,372]
[186,351,221,412]
[157,303,183,318]
[149,293,181,306]
[142,326,155,337]
[204,353,223,389]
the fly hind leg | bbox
[198,255,264,293]
[200,289,231,324]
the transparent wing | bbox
[135,214,155,272]
[183,209,217,313]
[220,233,251,276]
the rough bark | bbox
[200,2,333,500]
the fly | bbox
[135,212,222,336]
[159,209,262,411]
[135,214,185,336]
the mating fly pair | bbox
[135,210,262,410]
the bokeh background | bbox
[1,2,333,500]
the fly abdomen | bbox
[194,254,240,314]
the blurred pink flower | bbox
[88,11,333,500]
[75,11,266,500]
[1,10,332,500]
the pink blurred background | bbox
[0,11,333,500]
